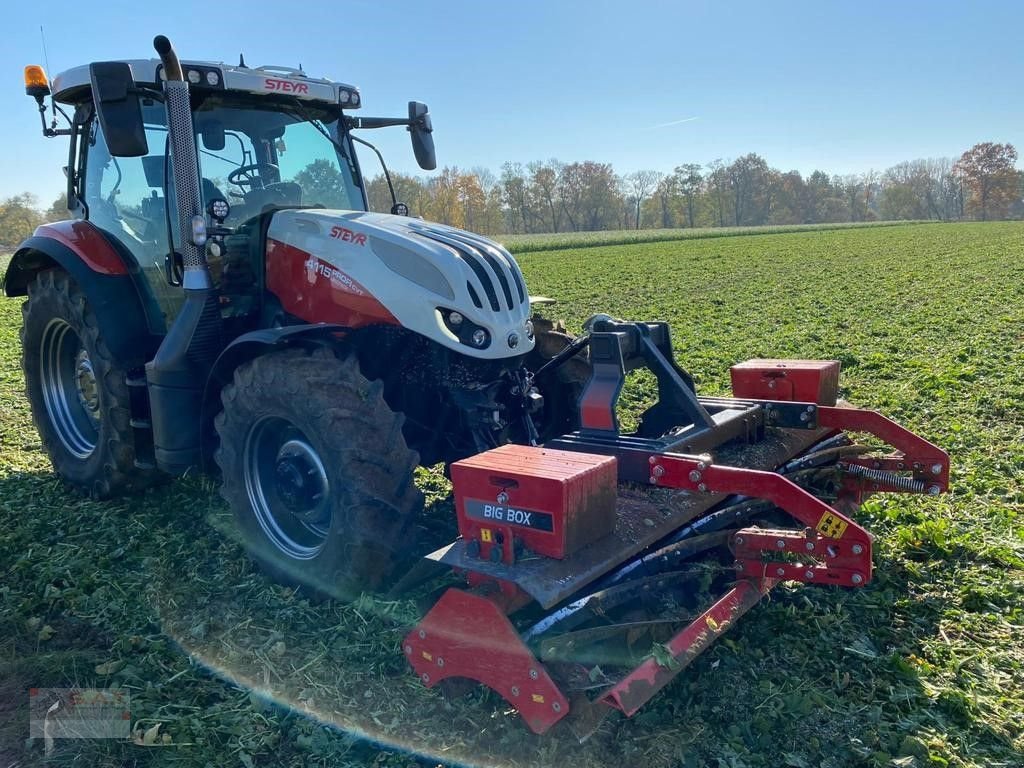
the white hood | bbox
[266,210,535,360]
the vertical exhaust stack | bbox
[145,35,223,474]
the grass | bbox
[498,220,931,254]
[1,221,1023,767]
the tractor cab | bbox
[40,57,423,328]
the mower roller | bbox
[8,35,949,741]
[403,318,949,736]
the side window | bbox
[85,104,181,323]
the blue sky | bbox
[3,1,1021,204]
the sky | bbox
[2,0,1022,204]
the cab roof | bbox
[51,58,361,109]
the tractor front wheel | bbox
[214,347,423,598]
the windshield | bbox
[193,93,366,222]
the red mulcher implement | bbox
[403,319,948,736]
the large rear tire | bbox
[214,347,423,598]
[21,269,157,498]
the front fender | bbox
[199,323,350,467]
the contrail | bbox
[648,116,700,129]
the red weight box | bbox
[730,359,840,405]
[451,444,618,564]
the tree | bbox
[674,164,703,228]
[953,142,1020,221]
[768,171,805,224]
[558,161,622,231]
[804,171,834,223]
[706,160,730,227]
[500,163,532,234]
[653,173,681,228]
[423,167,464,227]
[0,193,44,247]
[624,170,662,230]
[727,153,770,226]
[45,194,69,222]
[294,159,350,209]
[528,160,563,233]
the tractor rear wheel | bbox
[21,269,157,498]
[214,347,423,598]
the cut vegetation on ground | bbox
[1,222,1022,767]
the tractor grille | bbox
[412,225,527,313]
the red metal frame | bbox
[599,577,774,716]
[404,404,950,734]
[817,406,949,497]
[403,588,570,734]
[648,456,873,586]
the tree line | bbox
[364,141,1021,235]
[1,142,1019,248]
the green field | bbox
[1,222,1022,767]
[498,220,931,253]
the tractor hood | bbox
[265,210,535,360]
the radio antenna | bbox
[40,26,55,123]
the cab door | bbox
[83,102,183,326]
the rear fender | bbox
[3,225,162,364]
[199,324,350,467]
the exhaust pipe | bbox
[145,35,223,474]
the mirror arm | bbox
[345,116,413,130]
[350,134,397,208]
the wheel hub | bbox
[243,421,331,560]
[74,349,100,425]
[273,440,329,522]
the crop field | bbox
[498,220,930,254]
[1,222,1023,768]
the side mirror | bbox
[89,62,148,157]
[199,120,225,151]
[408,101,436,171]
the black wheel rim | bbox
[243,416,330,560]
[40,318,100,459]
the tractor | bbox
[7,36,948,736]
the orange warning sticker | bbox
[815,511,849,539]
[531,693,545,704]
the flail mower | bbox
[8,36,948,738]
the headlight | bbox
[439,308,491,350]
